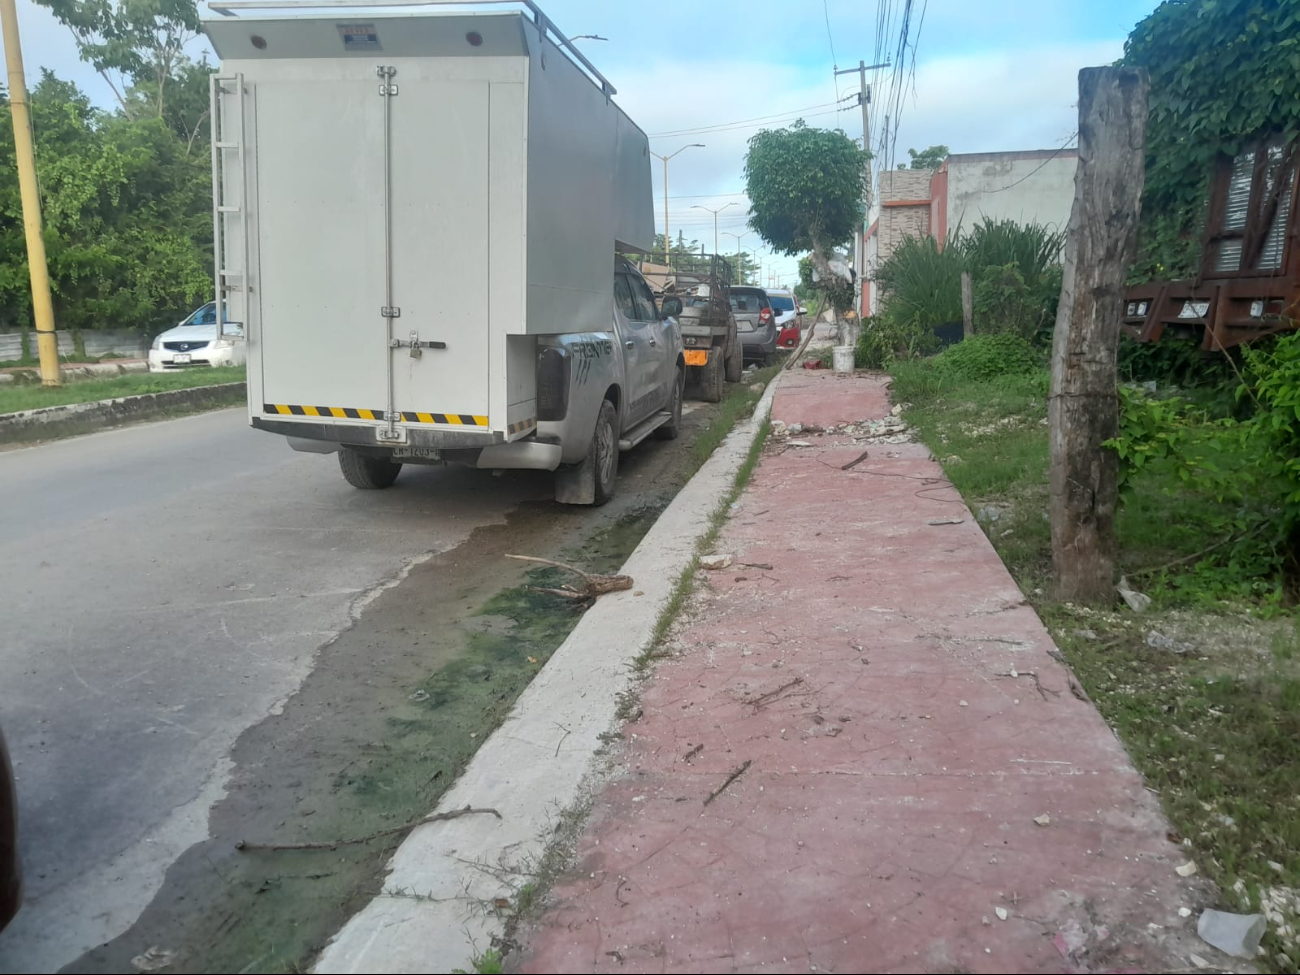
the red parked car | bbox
[1,725,19,933]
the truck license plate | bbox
[172,353,191,364]
[684,350,709,366]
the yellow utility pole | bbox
[1,0,60,386]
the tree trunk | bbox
[960,271,974,339]
[1049,66,1149,603]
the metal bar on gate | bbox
[204,0,617,95]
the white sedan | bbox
[148,302,247,372]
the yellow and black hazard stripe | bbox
[264,404,489,427]
[507,417,537,436]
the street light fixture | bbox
[649,143,704,260]
[723,230,752,284]
[691,201,736,257]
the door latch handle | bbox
[390,330,447,358]
[625,340,635,349]
[649,338,657,346]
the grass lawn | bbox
[890,359,1300,973]
[0,366,245,415]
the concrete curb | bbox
[0,382,246,444]
[0,360,149,385]
[313,376,783,975]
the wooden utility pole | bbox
[960,271,973,339]
[1049,66,1149,602]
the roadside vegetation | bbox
[0,365,245,415]
[889,340,1299,971]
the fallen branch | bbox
[703,759,752,806]
[739,561,775,571]
[783,294,829,370]
[236,805,502,852]
[741,676,804,710]
[841,449,871,471]
[506,554,632,600]
[683,743,704,763]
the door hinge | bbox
[381,306,401,318]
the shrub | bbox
[933,333,1042,381]
[873,235,964,328]
[855,316,941,369]
[958,216,1065,284]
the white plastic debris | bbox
[700,554,734,570]
[1176,861,1199,877]
[1179,907,1193,918]
[995,907,1009,921]
[1033,814,1051,827]
[1117,576,1152,613]
[1197,909,1267,959]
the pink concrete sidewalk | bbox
[518,372,1221,975]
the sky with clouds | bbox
[12,0,1161,285]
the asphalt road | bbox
[0,409,570,972]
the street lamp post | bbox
[723,230,752,285]
[649,144,704,261]
[691,201,735,257]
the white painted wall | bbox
[945,151,1077,237]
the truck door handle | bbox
[649,338,657,346]
[625,340,635,349]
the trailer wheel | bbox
[724,332,743,383]
[654,366,684,440]
[338,448,402,489]
[701,350,725,403]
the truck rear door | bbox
[243,62,491,436]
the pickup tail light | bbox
[759,307,773,324]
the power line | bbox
[984,133,1079,194]
[649,101,841,138]
[822,0,839,70]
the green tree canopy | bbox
[898,144,949,171]
[744,121,867,260]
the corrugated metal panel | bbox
[1214,150,1254,272]
[1258,181,1292,270]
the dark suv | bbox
[1,725,19,933]
[729,287,778,363]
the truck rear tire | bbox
[701,350,725,403]
[338,448,402,489]
[724,332,743,383]
[654,366,684,440]
[590,399,619,504]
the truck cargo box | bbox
[204,4,654,447]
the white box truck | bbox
[203,1,685,504]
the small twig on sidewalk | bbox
[236,805,502,852]
[994,670,1059,701]
[739,561,775,571]
[841,449,871,471]
[703,759,752,806]
[741,677,804,710]
[683,743,704,763]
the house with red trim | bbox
[862,148,1079,316]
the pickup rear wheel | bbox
[338,448,402,489]
[654,366,684,440]
[590,399,619,505]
